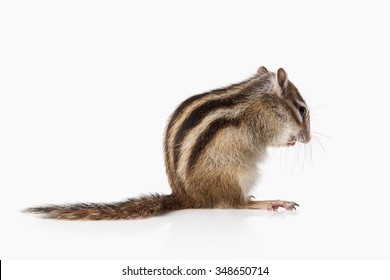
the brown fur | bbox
[25,66,311,220]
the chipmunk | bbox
[25,66,311,220]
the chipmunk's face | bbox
[282,80,311,147]
[265,67,311,147]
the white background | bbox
[1,0,389,260]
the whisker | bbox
[298,132,306,172]
[311,131,332,140]
[303,140,311,168]
[309,104,328,111]
[311,135,326,152]
[300,142,305,172]
[295,143,300,172]
[309,142,313,167]
[285,145,288,173]
[292,136,301,172]
[303,141,308,170]
[279,147,282,170]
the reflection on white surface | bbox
[5,201,389,259]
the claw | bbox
[246,200,300,211]
[271,201,299,211]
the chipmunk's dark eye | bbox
[299,106,306,118]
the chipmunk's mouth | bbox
[287,140,296,147]
[287,136,296,147]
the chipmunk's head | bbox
[258,66,311,147]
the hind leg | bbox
[185,177,246,209]
[243,200,299,211]
[186,184,246,208]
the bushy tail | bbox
[24,193,182,220]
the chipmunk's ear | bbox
[257,66,268,74]
[277,68,288,88]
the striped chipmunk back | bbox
[25,66,311,220]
